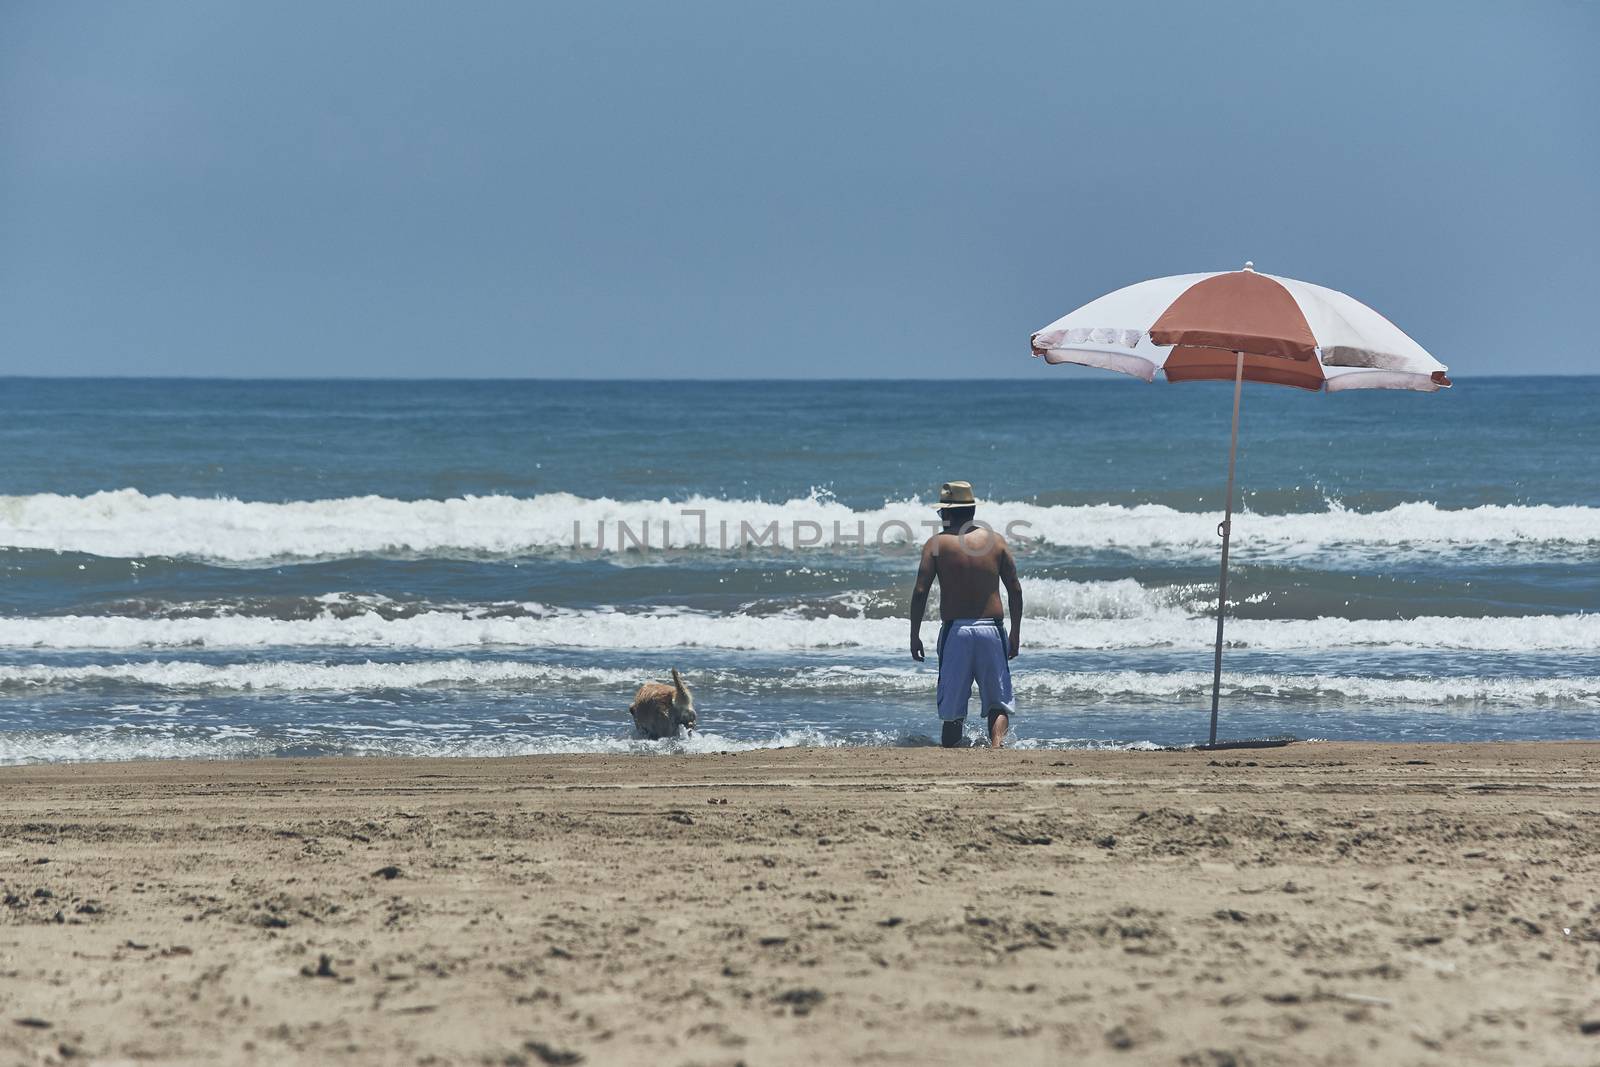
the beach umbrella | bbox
[1031,263,1450,747]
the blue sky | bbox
[2,1,1595,378]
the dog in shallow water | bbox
[628,668,697,739]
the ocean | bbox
[0,376,1595,763]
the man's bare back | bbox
[925,527,1008,619]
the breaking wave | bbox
[0,728,865,766]
[0,607,1593,652]
[2,489,1597,563]
[2,660,1597,707]
[0,727,1173,766]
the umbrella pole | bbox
[1208,351,1245,745]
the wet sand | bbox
[1,742,1598,1065]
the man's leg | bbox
[985,709,1008,749]
[975,627,1014,750]
[936,622,972,748]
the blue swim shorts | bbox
[935,617,1016,723]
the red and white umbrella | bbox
[1031,263,1450,392]
[1032,264,1450,746]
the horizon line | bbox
[0,372,1592,384]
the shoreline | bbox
[3,733,1598,770]
[2,742,1597,1064]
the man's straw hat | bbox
[933,480,978,510]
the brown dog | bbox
[628,668,697,739]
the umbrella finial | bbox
[1242,260,1255,272]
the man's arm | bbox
[999,542,1022,659]
[909,538,937,661]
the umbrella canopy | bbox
[1032,264,1449,748]
[1031,263,1451,393]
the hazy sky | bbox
[2,2,1595,378]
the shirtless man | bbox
[908,481,1023,749]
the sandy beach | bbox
[1,743,1597,1066]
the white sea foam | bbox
[0,659,641,692]
[2,489,1596,562]
[733,666,1600,706]
[0,608,1592,652]
[0,732,282,766]
[2,659,1596,707]
[0,727,1050,766]
[1016,669,1600,706]
[91,580,1186,624]
[1023,578,1206,618]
